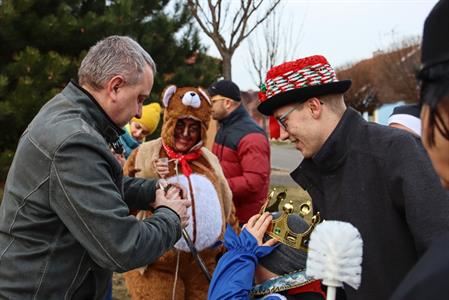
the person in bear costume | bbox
[123,85,238,299]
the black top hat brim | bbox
[257,80,352,116]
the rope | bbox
[172,250,181,300]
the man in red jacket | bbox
[208,80,271,224]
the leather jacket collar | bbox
[66,80,124,146]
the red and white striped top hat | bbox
[257,55,351,116]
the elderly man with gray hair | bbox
[0,36,190,299]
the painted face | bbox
[421,103,449,189]
[273,102,323,159]
[174,118,201,153]
[210,96,229,121]
[112,65,154,127]
[130,121,150,142]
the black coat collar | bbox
[311,107,363,172]
[291,107,364,187]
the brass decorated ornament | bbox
[260,188,321,251]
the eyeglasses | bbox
[276,100,324,130]
[211,97,227,104]
[276,105,299,130]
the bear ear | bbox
[198,87,211,106]
[162,85,177,107]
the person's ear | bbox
[224,99,234,110]
[107,75,125,100]
[307,97,323,119]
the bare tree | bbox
[337,36,421,114]
[247,6,304,87]
[337,59,381,114]
[376,37,421,103]
[187,0,281,80]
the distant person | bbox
[0,35,190,299]
[208,80,270,224]
[387,104,421,137]
[392,0,449,298]
[257,54,449,300]
[120,102,161,158]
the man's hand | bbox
[243,212,278,247]
[154,189,191,228]
[156,182,187,200]
[167,183,187,199]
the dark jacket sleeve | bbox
[391,233,449,300]
[122,176,157,211]
[49,132,181,272]
[227,133,270,201]
[387,134,449,254]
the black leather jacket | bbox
[0,81,181,299]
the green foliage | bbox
[0,0,221,180]
[0,150,14,182]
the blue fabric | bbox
[103,279,112,300]
[208,225,276,300]
[119,130,140,158]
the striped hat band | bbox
[264,63,337,99]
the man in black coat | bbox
[392,0,449,299]
[257,54,449,300]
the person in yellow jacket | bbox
[119,103,161,158]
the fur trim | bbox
[124,248,219,299]
[198,87,211,105]
[161,174,223,252]
[181,90,202,108]
[162,85,176,107]
[196,146,233,221]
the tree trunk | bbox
[222,53,232,80]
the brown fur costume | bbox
[124,86,238,300]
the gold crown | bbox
[260,188,321,251]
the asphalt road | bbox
[269,142,303,187]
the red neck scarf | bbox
[162,143,202,177]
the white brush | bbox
[306,221,363,300]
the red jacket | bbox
[213,105,270,223]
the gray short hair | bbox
[78,35,156,90]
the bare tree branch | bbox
[247,38,264,86]
[235,0,280,51]
[246,6,304,87]
[188,0,280,80]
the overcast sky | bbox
[199,0,439,91]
